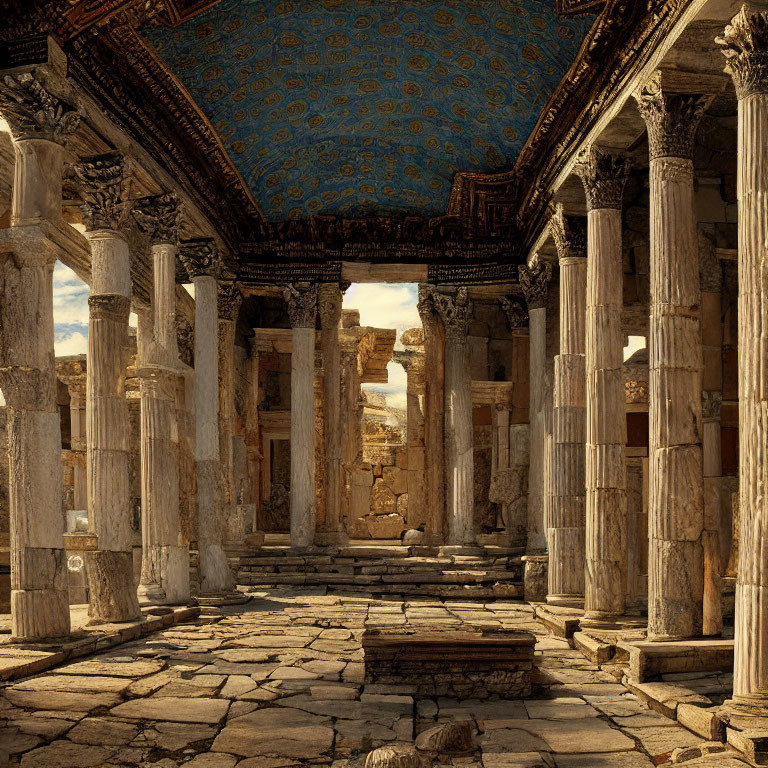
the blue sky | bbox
[53,262,89,356]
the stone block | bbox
[383,466,408,495]
[366,513,405,539]
[371,480,397,514]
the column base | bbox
[199,543,234,595]
[196,591,250,606]
[11,586,71,642]
[522,554,548,603]
[314,530,349,546]
[546,594,584,609]
[85,549,141,623]
[579,612,626,630]
[137,582,167,605]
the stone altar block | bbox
[362,626,536,699]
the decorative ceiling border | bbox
[556,0,606,18]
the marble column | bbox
[0,72,79,638]
[217,280,242,546]
[576,147,630,627]
[417,286,446,544]
[245,338,268,543]
[58,361,88,512]
[428,286,475,546]
[316,284,348,545]
[636,75,708,640]
[283,284,318,549]
[717,5,768,708]
[518,259,552,600]
[132,194,189,604]
[340,336,362,526]
[74,152,140,622]
[547,206,588,606]
[180,239,233,594]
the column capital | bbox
[634,73,708,161]
[283,283,318,329]
[73,151,129,232]
[499,295,529,329]
[0,71,79,143]
[132,193,181,245]
[217,281,242,321]
[717,5,768,99]
[549,204,587,260]
[416,283,438,325]
[575,147,630,211]
[518,257,552,310]
[426,285,472,340]
[179,237,218,280]
[317,283,343,329]
[56,357,87,396]
[393,348,425,375]
[88,293,131,320]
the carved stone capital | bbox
[426,286,472,340]
[73,151,127,232]
[702,390,723,420]
[179,238,218,280]
[132,193,180,245]
[550,204,587,260]
[499,296,529,329]
[0,71,79,143]
[393,349,425,375]
[518,258,552,310]
[317,283,343,329]
[88,293,131,321]
[283,283,317,329]
[635,74,708,161]
[217,281,242,321]
[416,283,437,326]
[56,357,87,397]
[575,147,630,211]
[717,6,768,99]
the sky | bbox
[53,261,90,356]
[342,283,421,413]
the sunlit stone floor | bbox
[0,590,751,767]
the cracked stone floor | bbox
[0,590,753,767]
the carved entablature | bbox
[283,283,318,329]
[317,283,343,329]
[549,204,587,260]
[426,262,518,285]
[635,73,708,161]
[499,296,529,330]
[519,258,552,310]
[132,193,180,245]
[73,150,128,232]
[555,0,605,17]
[717,6,768,100]
[426,285,472,340]
[179,237,218,280]
[0,70,79,143]
[217,281,242,322]
[575,147,630,211]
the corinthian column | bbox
[217,280,242,545]
[132,193,189,604]
[636,74,708,640]
[180,239,233,594]
[73,152,140,622]
[417,286,446,543]
[428,287,475,546]
[316,284,348,545]
[547,206,588,606]
[519,259,552,560]
[577,148,630,627]
[283,284,318,549]
[0,72,80,638]
[717,5,768,709]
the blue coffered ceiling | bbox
[144,1,595,221]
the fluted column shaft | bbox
[133,196,189,604]
[718,5,768,706]
[418,286,446,544]
[284,284,317,548]
[548,209,588,605]
[636,78,708,640]
[316,284,347,545]
[428,287,474,545]
[578,149,629,625]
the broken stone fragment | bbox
[364,743,427,768]
[414,720,475,753]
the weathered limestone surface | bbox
[636,73,708,642]
[180,240,232,594]
[428,287,475,546]
[577,148,629,626]
[717,5,768,709]
[547,206,587,606]
[77,152,140,623]
[284,284,318,549]
[133,194,189,605]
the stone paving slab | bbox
[0,589,749,767]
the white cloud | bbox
[55,330,88,356]
[53,261,89,327]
